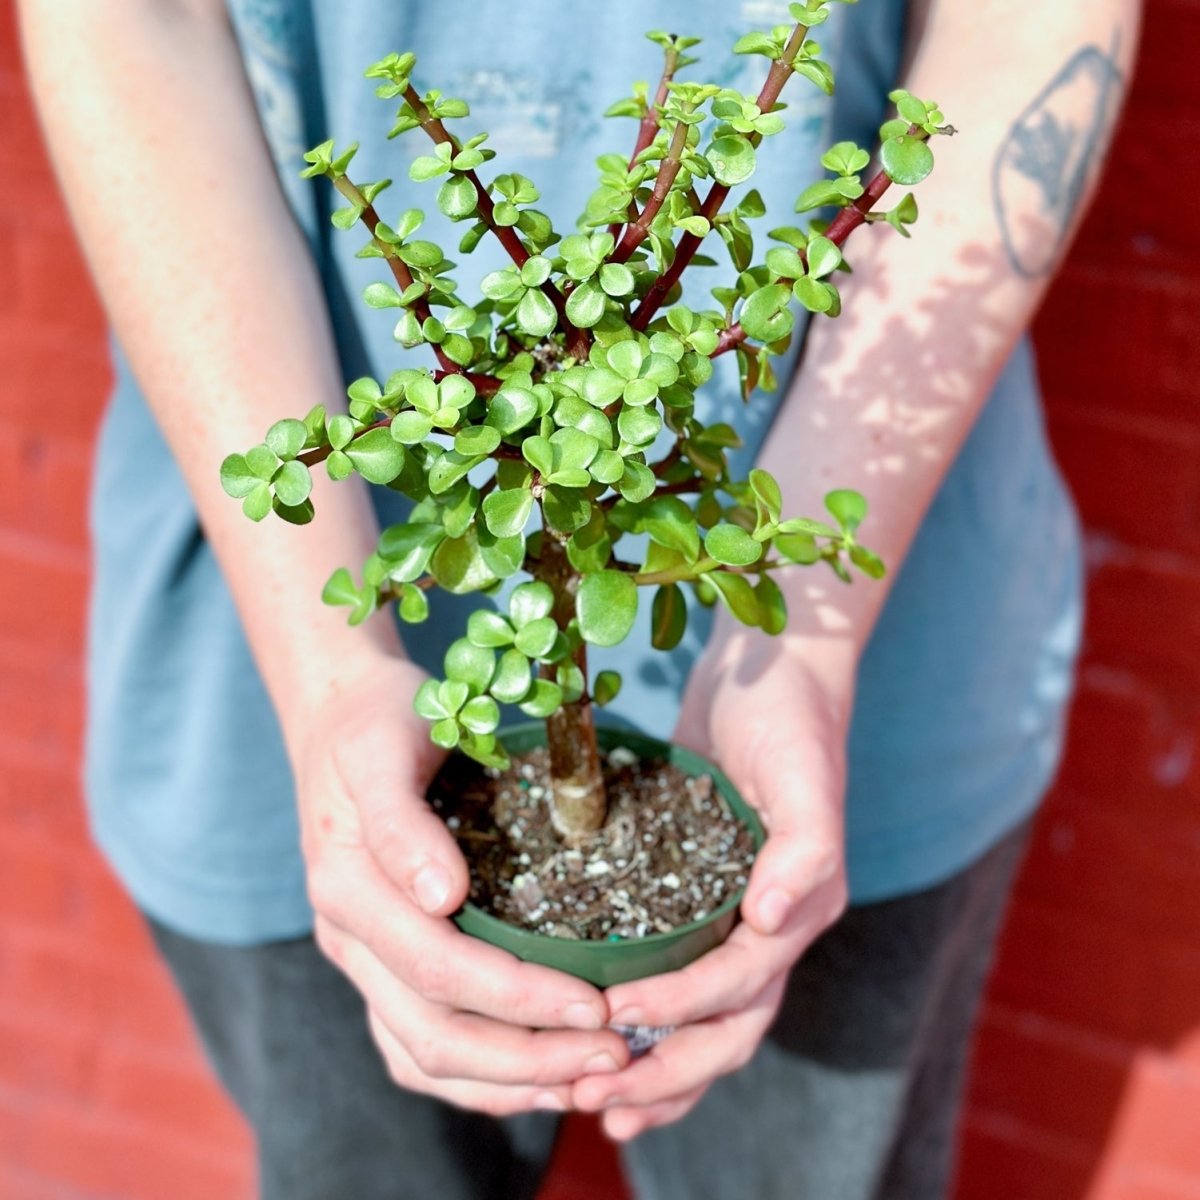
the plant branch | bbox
[821,148,909,245]
[630,22,811,330]
[651,441,683,476]
[296,416,391,468]
[708,130,924,359]
[403,86,588,359]
[598,475,702,510]
[710,324,749,356]
[611,118,690,263]
[609,45,682,240]
[631,556,790,586]
[335,177,460,375]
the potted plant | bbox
[219,0,950,987]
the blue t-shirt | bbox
[85,0,1082,943]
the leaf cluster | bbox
[222,12,950,762]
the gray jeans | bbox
[147,822,1028,1200]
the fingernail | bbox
[534,1091,566,1112]
[413,863,451,913]
[609,1007,643,1028]
[585,1052,620,1075]
[756,887,793,934]
[564,1002,603,1030]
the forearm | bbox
[18,0,402,752]
[757,0,1138,680]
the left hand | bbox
[571,629,855,1139]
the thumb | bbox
[739,734,846,937]
[333,719,469,917]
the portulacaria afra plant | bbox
[220,0,953,842]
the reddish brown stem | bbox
[651,441,683,477]
[609,47,682,240]
[599,476,701,510]
[611,119,690,264]
[630,23,811,331]
[711,324,749,357]
[403,87,588,360]
[822,159,900,245]
[337,179,459,375]
[708,141,914,359]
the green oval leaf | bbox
[555,662,586,704]
[849,543,886,579]
[490,648,533,704]
[749,468,783,524]
[444,638,496,694]
[705,523,763,567]
[397,584,429,623]
[708,571,761,626]
[805,235,841,280]
[607,340,645,381]
[739,283,794,344]
[755,575,787,635]
[272,459,312,507]
[378,522,445,582]
[617,459,656,504]
[576,570,638,647]
[509,581,555,627]
[460,695,500,735]
[642,495,701,562]
[478,529,526,579]
[346,428,406,484]
[513,616,559,660]
[518,678,564,719]
[486,386,539,435]
[651,583,687,651]
[582,367,626,407]
[265,418,308,460]
[598,262,636,297]
[437,174,478,219]
[321,567,359,608]
[390,410,434,444]
[617,405,662,447]
[707,134,757,186]
[430,527,498,594]
[565,279,607,328]
[414,677,451,720]
[245,444,281,481]
[520,255,552,288]
[482,487,534,539]
[430,718,461,749]
[467,609,515,648]
[454,425,502,457]
[592,670,622,706]
[880,135,934,186]
[220,453,259,499]
[825,488,867,532]
[516,287,557,338]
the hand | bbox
[294,652,629,1115]
[572,631,853,1138]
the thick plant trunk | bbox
[537,533,608,842]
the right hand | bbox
[293,652,628,1115]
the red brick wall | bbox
[1,3,1196,1198]
[956,3,1200,1197]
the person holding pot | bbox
[18,0,1135,1197]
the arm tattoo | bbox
[993,33,1123,278]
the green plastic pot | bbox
[449,722,764,987]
